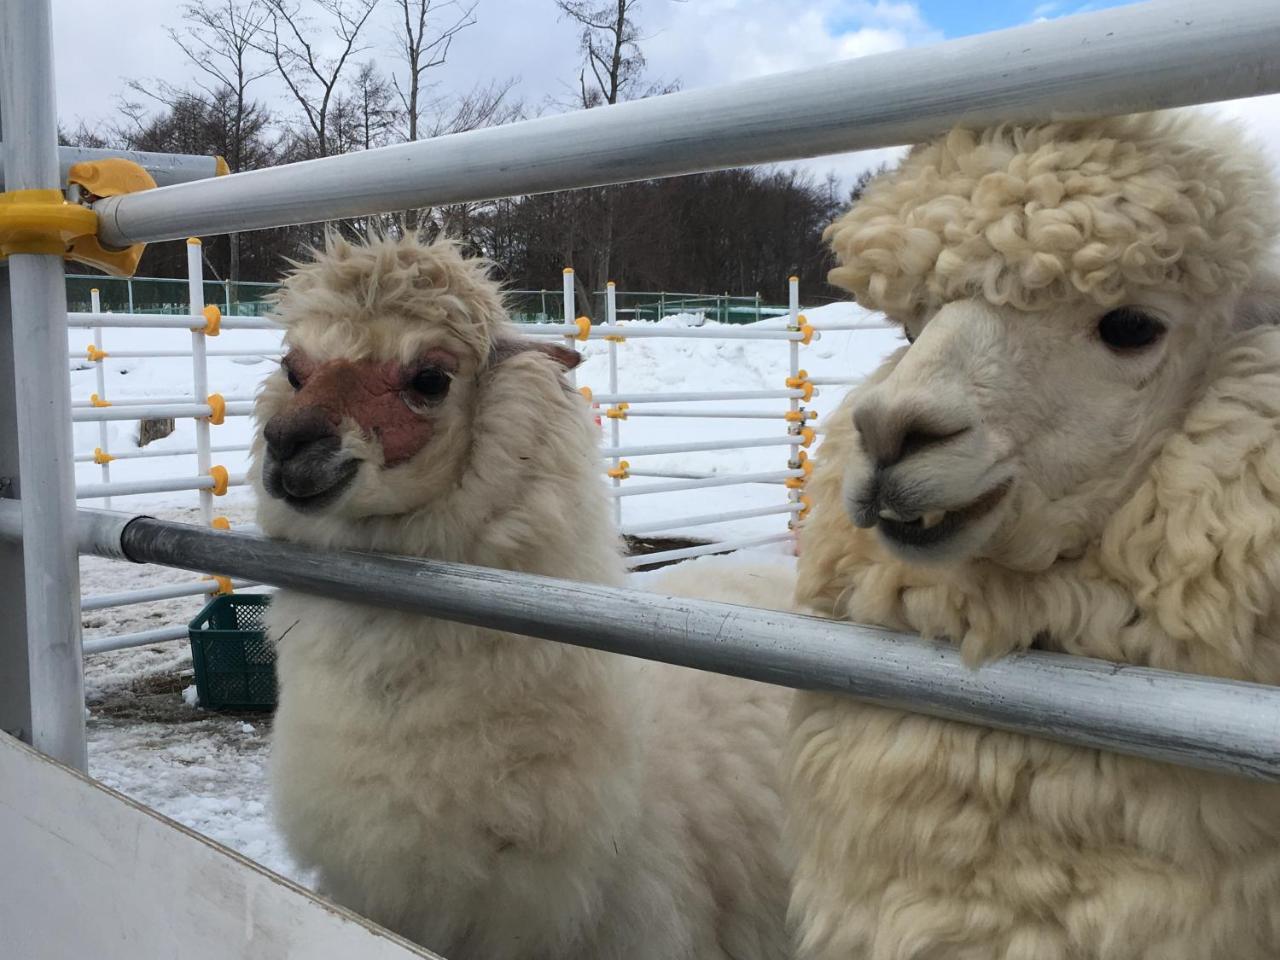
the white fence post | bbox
[89,288,111,510]
[562,266,578,387]
[187,239,214,526]
[786,276,802,540]
[606,281,622,528]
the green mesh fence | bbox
[66,275,787,324]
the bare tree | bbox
[161,0,273,282]
[259,0,380,158]
[556,0,646,108]
[554,0,655,310]
[391,0,477,142]
[334,61,400,152]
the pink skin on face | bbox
[281,348,458,466]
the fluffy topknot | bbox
[825,111,1280,322]
[270,231,507,366]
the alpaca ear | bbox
[489,337,583,370]
[1234,265,1280,330]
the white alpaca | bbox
[251,234,791,960]
[790,111,1280,959]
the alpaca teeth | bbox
[920,511,946,530]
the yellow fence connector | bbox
[195,304,221,336]
[785,455,814,489]
[209,465,229,496]
[578,385,593,403]
[798,494,813,521]
[204,574,234,595]
[797,426,817,448]
[215,156,231,177]
[574,316,592,341]
[607,459,630,480]
[606,403,630,420]
[206,393,226,425]
[0,159,157,277]
[786,370,815,402]
[784,409,817,423]
[604,334,626,343]
[89,393,110,408]
[796,314,816,345]
[86,344,108,362]
[0,189,96,257]
[211,516,231,531]
[66,158,158,276]
[92,447,114,465]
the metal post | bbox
[126,278,134,314]
[606,281,621,528]
[0,270,32,745]
[224,278,231,318]
[89,288,111,510]
[562,267,577,387]
[0,0,86,769]
[187,240,213,525]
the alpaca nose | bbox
[853,395,971,469]
[265,407,339,462]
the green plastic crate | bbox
[188,594,276,711]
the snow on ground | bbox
[75,298,902,888]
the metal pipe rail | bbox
[624,532,795,568]
[601,436,803,459]
[620,409,797,420]
[72,396,255,410]
[82,578,259,612]
[70,349,280,360]
[73,444,251,464]
[67,312,280,331]
[72,402,254,423]
[91,1,1280,247]
[610,469,804,498]
[0,145,223,189]
[592,389,804,404]
[2,503,1275,780]
[83,625,191,657]
[75,475,248,500]
[622,503,803,536]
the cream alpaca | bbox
[252,234,790,960]
[790,112,1280,959]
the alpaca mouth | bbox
[264,455,359,513]
[875,482,1010,550]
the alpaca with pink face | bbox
[252,233,791,960]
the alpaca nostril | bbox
[854,399,971,469]
[265,408,339,461]
[896,424,970,464]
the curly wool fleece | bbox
[789,112,1280,960]
[825,111,1277,323]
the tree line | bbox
[61,0,863,311]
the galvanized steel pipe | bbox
[0,503,1273,780]
[93,0,1280,247]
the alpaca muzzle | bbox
[263,407,359,511]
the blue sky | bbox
[908,0,1136,36]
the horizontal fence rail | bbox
[0,145,222,190]
[1,502,1276,781]
[92,0,1280,247]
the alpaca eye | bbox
[283,365,302,390]
[408,368,451,400]
[1097,308,1166,351]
